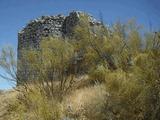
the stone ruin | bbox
[17,11,102,82]
[18,11,101,52]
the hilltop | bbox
[0,11,159,120]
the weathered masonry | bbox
[17,11,102,82]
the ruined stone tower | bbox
[17,11,102,82]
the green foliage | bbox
[89,65,108,83]
[0,17,160,120]
[71,18,160,120]
[104,69,145,120]
[8,86,64,120]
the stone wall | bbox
[18,11,101,51]
[17,11,102,82]
[18,14,65,50]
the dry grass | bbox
[63,84,107,119]
[0,81,107,120]
[0,89,18,120]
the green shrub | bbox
[12,86,64,120]
[104,69,145,120]
[0,18,160,120]
[89,65,108,83]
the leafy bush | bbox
[9,86,64,120]
[89,65,108,83]
[0,17,160,120]
[104,69,145,120]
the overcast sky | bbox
[0,0,160,89]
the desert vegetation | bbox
[0,15,160,120]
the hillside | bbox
[0,12,159,120]
[0,80,106,120]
